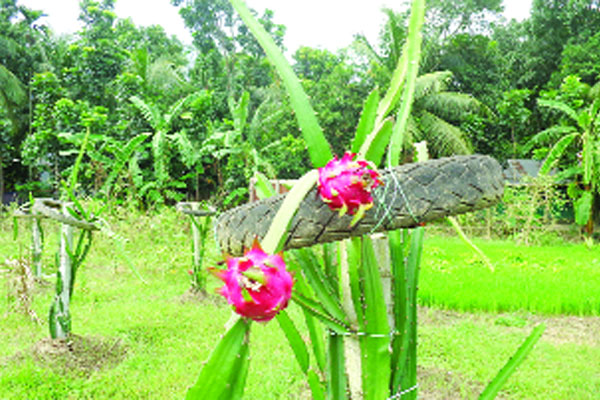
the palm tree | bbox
[0,64,27,136]
[353,11,487,159]
[0,64,28,202]
[407,70,485,157]
[127,48,190,99]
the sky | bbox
[17,0,533,54]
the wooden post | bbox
[31,217,43,277]
[339,235,394,400]
[176,202,216,292]
[52,203,74,339]
[191,203,202,271]
[15,198,97,339]
[339,240,363,400]
[372,234,395,329]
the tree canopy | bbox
[1,0,599,210]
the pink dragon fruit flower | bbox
[211,240,293,322]
[317,152,383,225]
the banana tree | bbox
[57,129,150,201]
[526,79,600,235]
[130,92,202,203]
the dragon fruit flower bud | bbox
[317,152,383,225]
[211,240,293,322]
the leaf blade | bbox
[387,0,425,168]
[479,324,546,400]
[186,318,251,400]
[260,169,318,254]
[352,88,380,153]
[359,236,391,400]
[276,310,310,374]
[230,0,332,167]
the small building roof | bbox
[503,159,546,184]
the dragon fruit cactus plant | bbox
[212,240,293,322]
[317,152,383,224]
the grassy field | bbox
[1,208,599,399]
[420,234,600,315]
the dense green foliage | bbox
[1,0,599,223]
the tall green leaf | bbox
[538,98,578,123]
[352,88,380,153]
[228,336,251,400]
[229,0,332,167]
[395,227,424,399]
[292,292,350,334]
[539,132,578,175]
[186,318,251,400]
[574,191,593,226]
[304,309,327,373]
[293,249,348,326]
[376,49,408,126]
[345,238,365,326]
[327,334,347,400]
[292,266,329,373]
[387,0,425,168]
[294,249,342,309]
[388,229,407,393]
[359,236,391,400]
[260,170,318,254]
[253,171,277,200]
[363,118,395,165]
[479,324,546,400]
[307,369,326,400]
[276,310,309,373]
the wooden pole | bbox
[191,203,201,271]
[339,235,394,400]
[31,218,43,278]
[52,203,74,339]
[339,239,363,400]
[176,202,215,292]
[372,234,395,329]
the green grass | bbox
[420,234,600,315]
[1,209,307,399]
[418,308,600,399]
[1,208,599,399]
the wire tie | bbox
[387,383,419,399]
